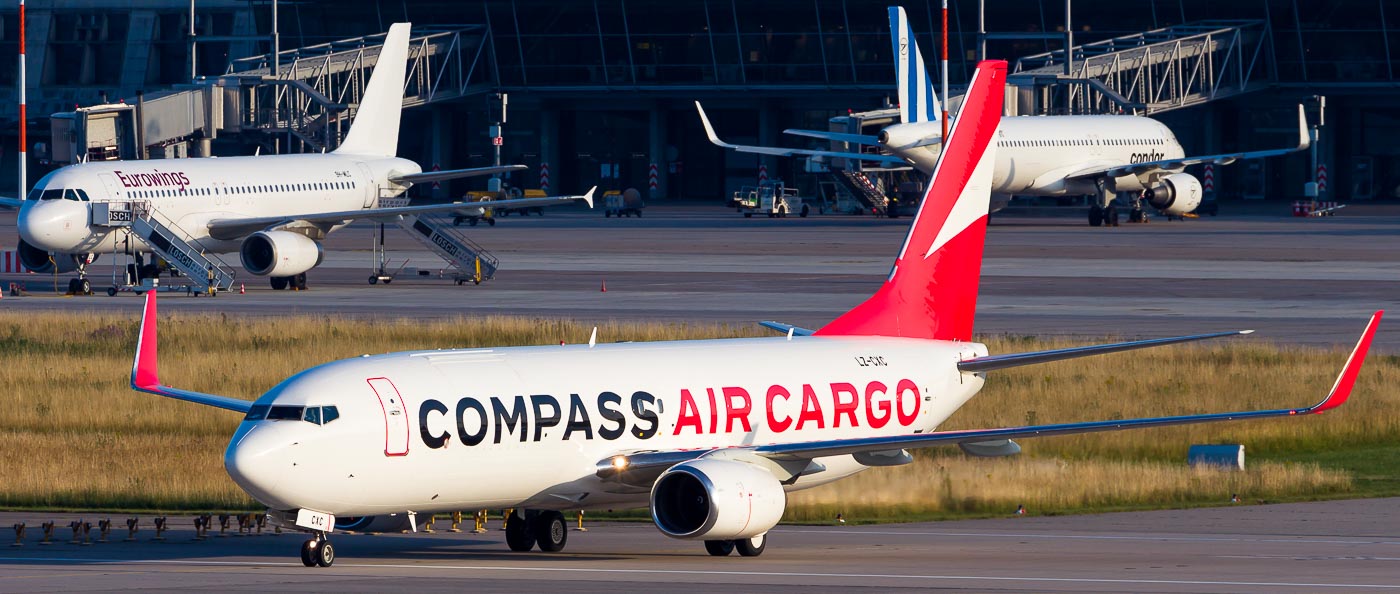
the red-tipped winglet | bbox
[131,292,253,413]
[1309,310,1383,414]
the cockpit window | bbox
[244,404,269,421]
[244,403,339,425]
[266,405,305,421]
[37,189,65,201]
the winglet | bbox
[1296,104,1311,151]
[581,186,597,209]
[1310,311,1383,413]
[695,101,734,149]
[132,291,160,391]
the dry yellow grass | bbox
[784,455,1351,522]
[0,310,1390,513]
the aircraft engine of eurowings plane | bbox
[126,61,1379,567]
[698,6,1309,226]
[7,22,592,287]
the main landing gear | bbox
[505,509,569,553]
[270,273,308,291]
[704,533,768,557]
[300,533,335,567]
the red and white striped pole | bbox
[940,0,949,141]
[18,0,26,200]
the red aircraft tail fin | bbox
[817,60,1006,341]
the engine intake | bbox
[240,231,323,277]
[17,239,91,274]
[650,458,785,540]
[1144,173,1203,216]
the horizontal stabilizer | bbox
[957,330,1251,373]
[390,165,528,185]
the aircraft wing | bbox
[206,187,595,240]
[132,292,254,413]
[0,196,21,209]
[696,101,909,166]
[389,165,527,185]
[596,313,1380,486]
[1067,105,1310,181]
[782,129,881,146]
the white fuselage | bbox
[16,153,418,255]
[885,115,1186,195]
[225,336,987,516]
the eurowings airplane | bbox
[128,61,1379,567]
[698,7,1309,226]
[6,23,592,289]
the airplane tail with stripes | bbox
[889,6,941,125]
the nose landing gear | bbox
[300,533,335,567]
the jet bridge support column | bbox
[430,106,454,199]
[648,103,667,199]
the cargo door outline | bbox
[367,377,410,456]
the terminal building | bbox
[0,0,1395,206]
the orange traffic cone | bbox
[600,279,607,293]
[239,283,246,295]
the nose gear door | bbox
[366,377,410,456]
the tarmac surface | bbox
[0,205,1396,350]
[1,498,1399,592]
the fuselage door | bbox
[366,377,410,456]
[96,173,121,200]
[356,162,376,208]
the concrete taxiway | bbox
[1,207,1396,349]
[1,498,1398,592]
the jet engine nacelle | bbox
[650,458,785,540]
[1145,173,1203,216]
[334,515,414,533]
[17,239,92,273]
[240,231,323,277]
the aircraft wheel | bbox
[294,273,308,291]
[300,539,317,567]
[800,205,810,218]
[704,540,735,556]
[314,539,335,567]
[78,278,92,295]
[66,278,78,294]
[487,218,496,226]
[505,511,536,552]
[106,287,118,297]
[1087,205,1103,227]
[605,210,612,218]
[635,210,642,217]
[1105,205,1119,227]
[534,511,568,552]
[735,533,767,557]
[368,276,378,285]
[270,276,288,291]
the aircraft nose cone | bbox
[224,425,298,510]
[17,199,89,252]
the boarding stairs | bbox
[124,205,238,292]
[1009,20,1274,116]
[396,214,499,285]
[833,170,890,214]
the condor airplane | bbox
[128,61,1378,567]
[5,23,591,289]
[699,7,1308,226]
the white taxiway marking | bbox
[1,557,1397,590]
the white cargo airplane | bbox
[6,22,592,289]
[698,6,1309,226]
[128,61,1379,567]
